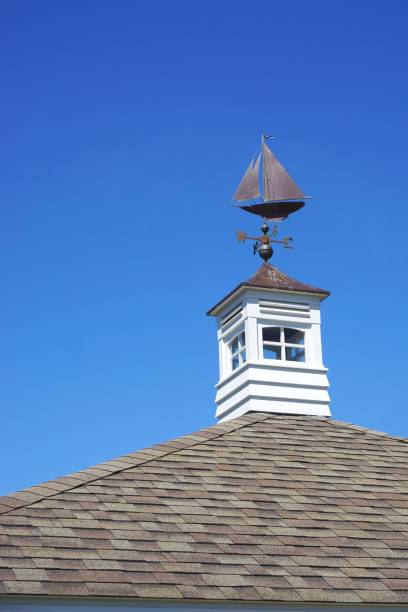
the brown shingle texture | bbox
[1,413,408,604]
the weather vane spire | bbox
[232,134,308,261]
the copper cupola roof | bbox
[207,263,330,316]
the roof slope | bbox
[1,413,408,604]
[207,263,329,315]
[245,263,330,295]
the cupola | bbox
[207,263,330,422]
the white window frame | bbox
[228,329,246,372]
[261,326,306,363]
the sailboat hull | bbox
[240,200,305,220]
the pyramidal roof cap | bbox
[207,262,330,316]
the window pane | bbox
[285,346,305,362]
[241,349,246,363]
[232,355,240,370]
[263,327,280,343]
[239,332,246,348]
[230,337,239,354]
[263,345,281,360]
[284,328,304,345]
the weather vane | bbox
[231,133,308,261]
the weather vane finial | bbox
[236,223,293,262]
[232,134,308,261]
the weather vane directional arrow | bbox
[237,223,293,262]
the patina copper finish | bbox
[240,200,304,220]
[207,262,330,316]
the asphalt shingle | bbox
[0,412,408,604]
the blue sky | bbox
[1,0,408,495]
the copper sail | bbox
[232,154,261,201]
[232,138,305,204]
[232,136,307,220]
[262,141,305,202]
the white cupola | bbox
[207,263,330,422]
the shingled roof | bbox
[1,413,408,604]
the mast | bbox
[261,133,271,202]
[261,134,305,203]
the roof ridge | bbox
[325,416,408,444]
[0,413,268,516]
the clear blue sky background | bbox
[1,0,408,495]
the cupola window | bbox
[262,327,305,362]
[229,331,246,371]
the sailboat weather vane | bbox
[232,133,308,261]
